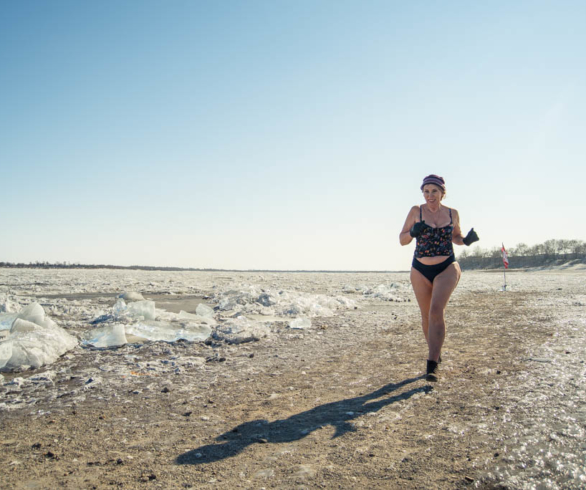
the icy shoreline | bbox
[1,268,585,489]
[0,269,410,372]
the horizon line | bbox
[0,262,407,274]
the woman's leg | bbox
[427,262,461,361]
[410,268,433,345]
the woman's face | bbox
[422,184,444,205]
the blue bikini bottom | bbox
[412,255,456,283]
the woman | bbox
[399,174,478,381]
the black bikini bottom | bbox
[412,255,456,283]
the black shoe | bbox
[426,360,439,382]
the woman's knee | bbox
[429,304,445,323]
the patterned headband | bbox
[420,174,446,192]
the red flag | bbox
[501,244,509,269]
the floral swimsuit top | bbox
[414,206,454,258]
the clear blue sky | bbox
[1,0,585,270]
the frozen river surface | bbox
[0,268,585,489]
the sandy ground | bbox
[1,269,585,489]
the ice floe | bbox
[0,303,78,371]
[0,271,389,368]
[344,283,408,302]
[212,284,357,318]
[119,291,146,302]
[289,317,312,329]
[84,298,214,347]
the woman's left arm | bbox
[452,209,465,246]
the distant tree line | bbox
[0,261,390,273]
[458,239,586,270]
[0,261,215,272]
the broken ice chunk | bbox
[126,321,211,343]
[84,320,211,346]
[0,313,18,331]
[257,293,277,307]
[0,294,19,313]
[14,302,57,329]
[289,317,312,329]
[126,300,156,321]
[178,311,198,320]
[83,324,128,348]
[0,317,78,371]
[112,298,127,318]
[119,292,146,302]
[215,316,270,344]
[178,310,217,326]
[218,297,239,311]
[195,303,214,318]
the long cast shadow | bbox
[177,375,430,465]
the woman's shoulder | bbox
[447,206,460,220]
[409,204,421,216]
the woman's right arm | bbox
[399,206,419,246]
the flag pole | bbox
[501,243,509,292]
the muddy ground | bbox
[1,270,585,489]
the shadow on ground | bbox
[177,376,430,465]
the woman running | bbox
[399,174,478,381]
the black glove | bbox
[463,228,479,246]
[410,220,426,238]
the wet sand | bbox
[1,269,585,489]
